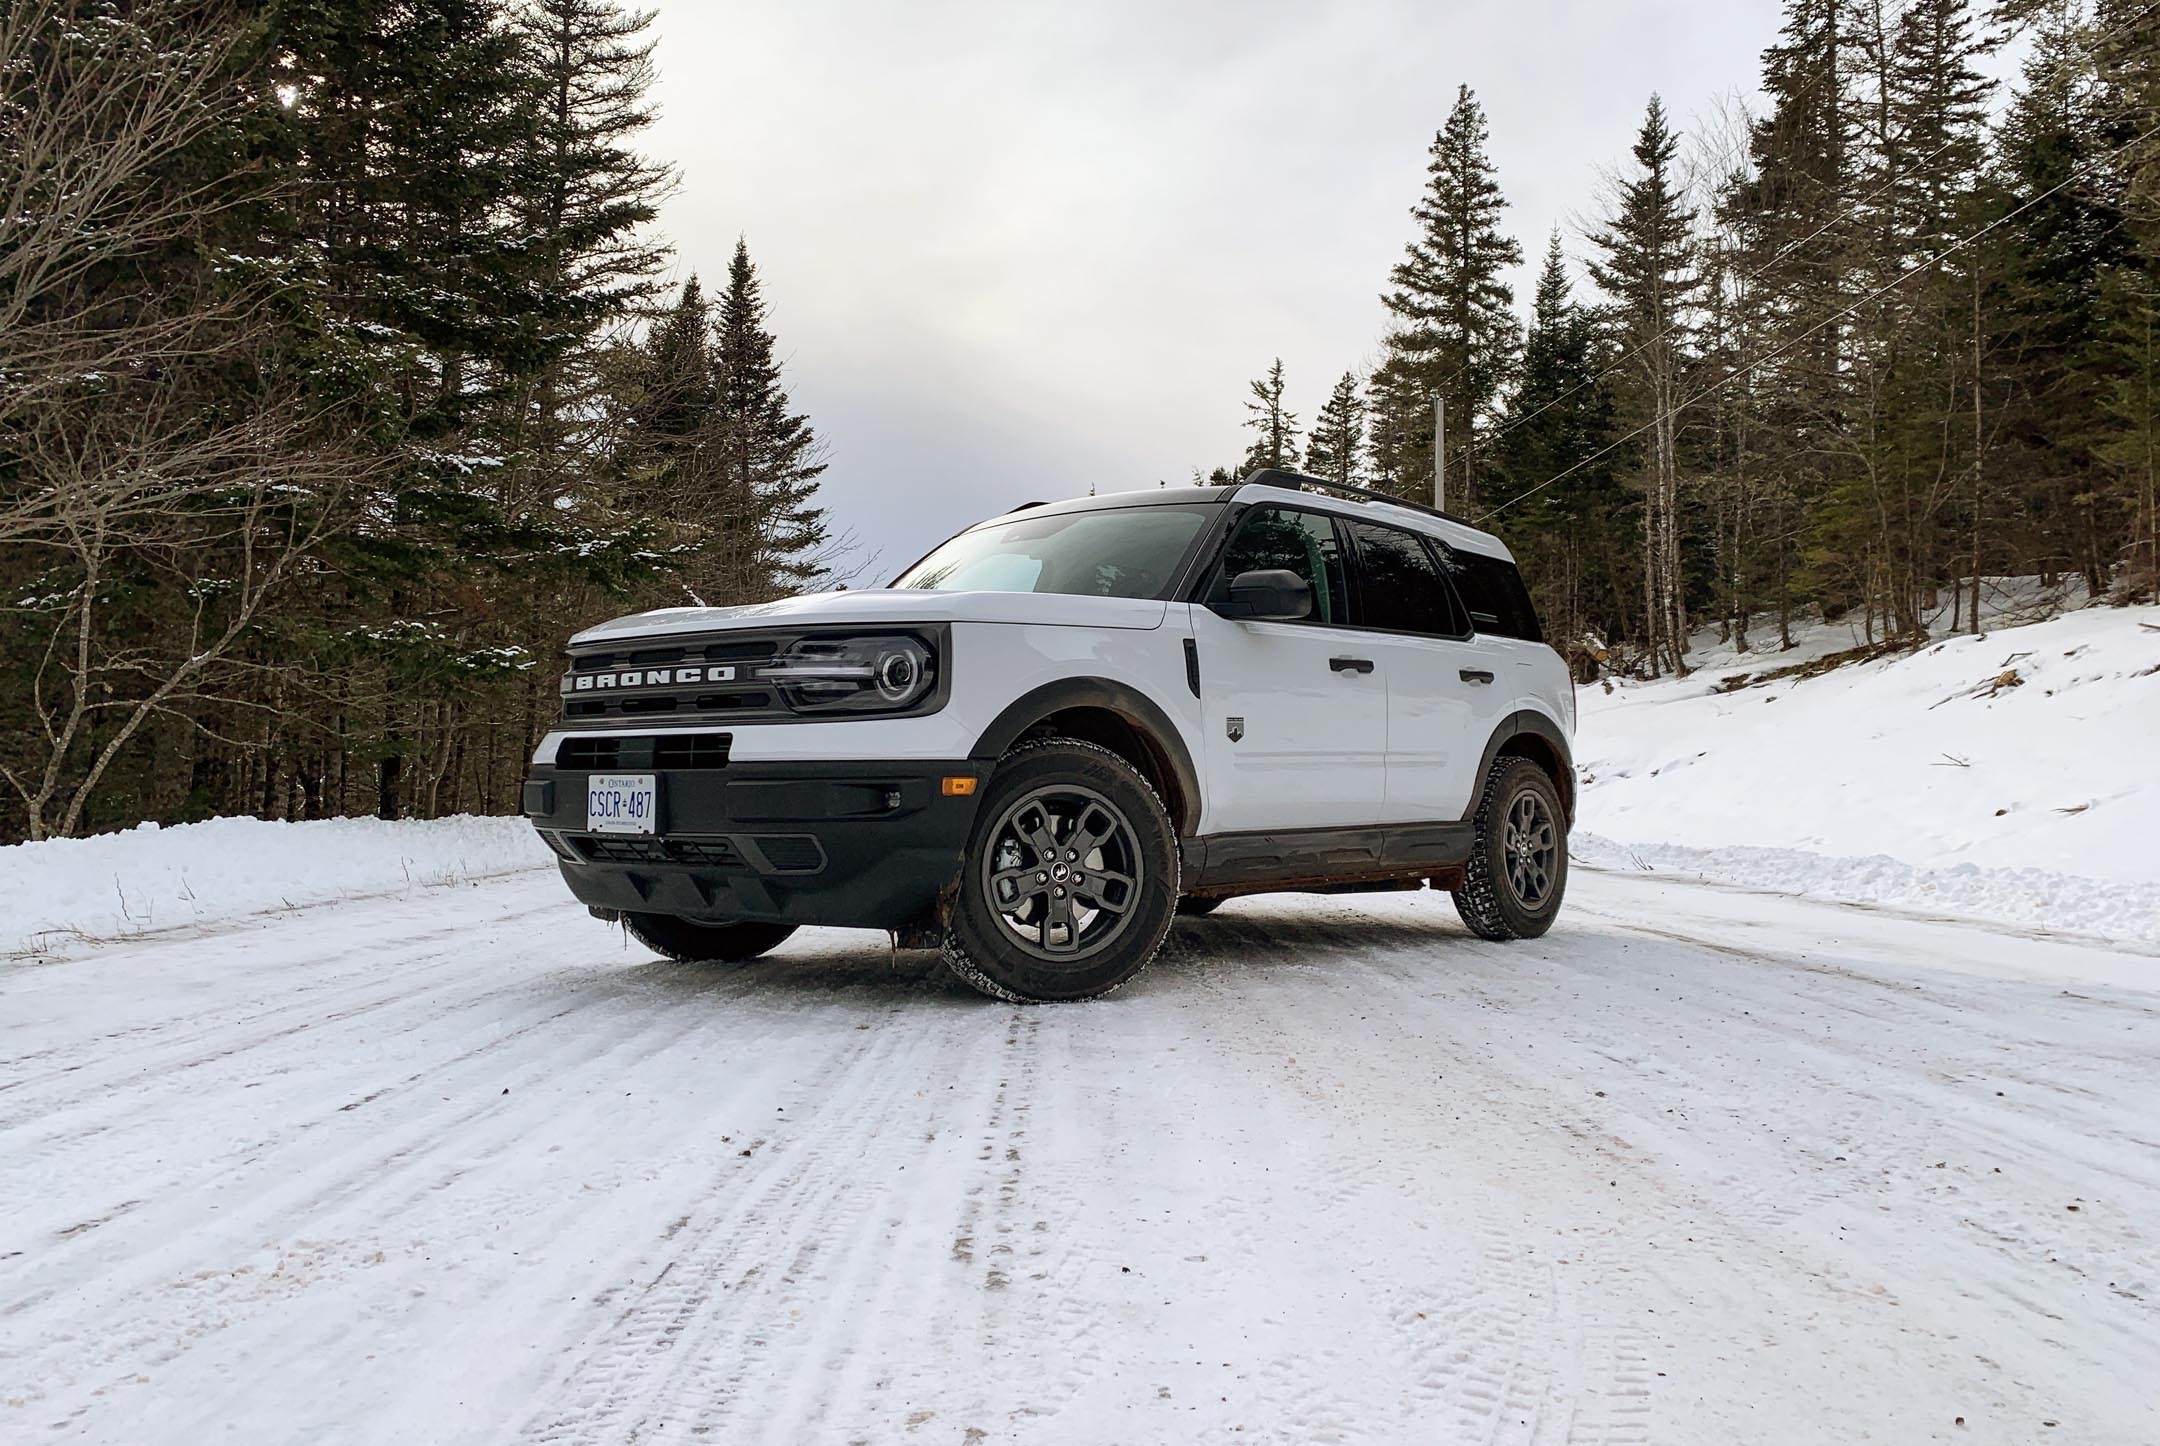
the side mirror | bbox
[1220,568,1313,621]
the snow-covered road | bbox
[4,868,2155,1445]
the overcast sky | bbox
[642,0,1788,580]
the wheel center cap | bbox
[1051,862,1070,882]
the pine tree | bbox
[2091,0,2160,244]
[1746,0,1852,331]
[262,0,547,820]
[620,276,716,500]
[1802,0,1995,641]
[1888,0,1993,258]
[2090,0,2160,594]
[1303,372,1365,485]
[2096,264,2160,596]
[1492,235,1624,663]
[1361,365,1422,496]
[1728,0,1854,645]
[1987,17,2134,599]
[713,238,830,601]
[504,0,675,514]
[1372,85,1522,508]
[1847,0,1992,636]
[1241,358,1300,471]
[1589,96,1700,676]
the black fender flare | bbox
[1468,709,1576,824]
[968,677,1204,835]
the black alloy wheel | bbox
[1503,789,1560,910]
[943,739,1178,1002]
[979,782,1145,962]
[1452,756,1568,941]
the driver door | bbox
[1188,504,1388,833]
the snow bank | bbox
[1,814,551,958]
[1574,833,2160,944]
[1576,591,2160,940]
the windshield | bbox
[893,504,1214,600]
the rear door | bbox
[1189,504,1388,832]
[1441,542,1565,722]
[1339,519,1498,824]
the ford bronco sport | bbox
[523,468,1576,1001]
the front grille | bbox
[694,690,775,713]
[557,737,622,770]
[574,835,744,867]
[557,626,944,726]
[563,689,777,722]
[653,733,732,769]
[554,733,731,771]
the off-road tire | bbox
[624,912,798,963]
[1175,895,1224,918]
[1451,756,1567,941]
[942,738,1179,1002]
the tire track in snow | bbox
[0,902,537,1098]
[517,995,978,1444]
[1170,904,1658,1446]
[2,991,723,1420]
[141,985,915,1442]
[1,917,876,1413]
[944,1009,1122,1440]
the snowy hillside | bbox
[1576,585,2160,941]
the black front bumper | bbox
[524,759,985,929]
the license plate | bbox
[586,774,657,834]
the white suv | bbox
[523,469,1576,1001]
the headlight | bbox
[758,635,936,713]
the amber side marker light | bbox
[941,776,978,797]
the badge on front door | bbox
[1225,716,1245,742]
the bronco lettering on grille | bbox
[569,664,738,692]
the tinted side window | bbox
[1217,506,1348,623]
[1443,546,1544,641]
[1344,521,1469,638]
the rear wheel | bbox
[624,912,798,963]
[1451,757,1568,940]
[942,739,1179,1002]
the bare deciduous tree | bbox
[1,1,362,838]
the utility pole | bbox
[1433,395,1447,511]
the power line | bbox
[1473,112,2160,526]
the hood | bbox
[569,588,1170,646]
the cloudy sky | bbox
[643,0,1785,579]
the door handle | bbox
[1329,656,1375,674]
[1459,669,1495,685]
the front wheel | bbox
[942,739,1179,1002]
[624,913,798,963]
[1451,757,1568,940]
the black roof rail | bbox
[1234,468,1480,531]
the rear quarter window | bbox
[1342,519,1470,638]
[1442,546,1544,642]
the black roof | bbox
[979,470,1493,542]
[1233,468,1479,530]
